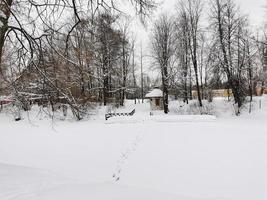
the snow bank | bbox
[105,115,216,124]
[28,183,198,200]
[0,163,73,200]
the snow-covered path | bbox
[1,98,267,200]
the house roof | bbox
[145,89,163,98]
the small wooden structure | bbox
[254,81,267,96]
[256,81,264,96]
[145,88,164,110]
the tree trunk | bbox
[193,59,202,107]
[189,66,193,100]
[121,38,127,106]
[0,0,12,80]
[162,64,169,114]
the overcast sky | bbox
[235,0,266,24]
[155,0,266,24]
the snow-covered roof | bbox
[145,89,163,98]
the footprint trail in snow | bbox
[112,132,145,182]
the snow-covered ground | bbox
[1,97,267,200]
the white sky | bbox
[236,0,266,25]
[153,0,266,25]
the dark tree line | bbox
[0,0,156,119]
[1,0,267,118]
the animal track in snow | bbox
[112,133,145,182]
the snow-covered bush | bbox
[171,100,214,115]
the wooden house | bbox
[145,88,164,110]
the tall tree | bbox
[151,14,175,114]
[118,19,131,106]
[0,0,156,119]
[0,0,12,81]
[177,0,203,107]
[210,0,248,113]
[175,6,190,103]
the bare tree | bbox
[130,36,138,104]
[177,0,203,107]
[151,14,175,114]
[0,0,156,119]
[210,0,249,113]
[118,18,131,106]
[175,5,190,103]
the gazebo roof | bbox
[145,89,163,98]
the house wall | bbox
[212,89,233,98]
[149,98,163,110]
[263,47,267,73]
[262,46,267,93]
[192,89,233,99]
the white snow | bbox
[0,96,11,101]
[0,96,267,200]
[145,88,163,98]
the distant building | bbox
[263,47,267,94]
[192,89,233,99]
[256,46,267,96]
[263,47,267,73]
[145,88,163,110]
[256,81,263,96]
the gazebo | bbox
[145,88,163,110]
